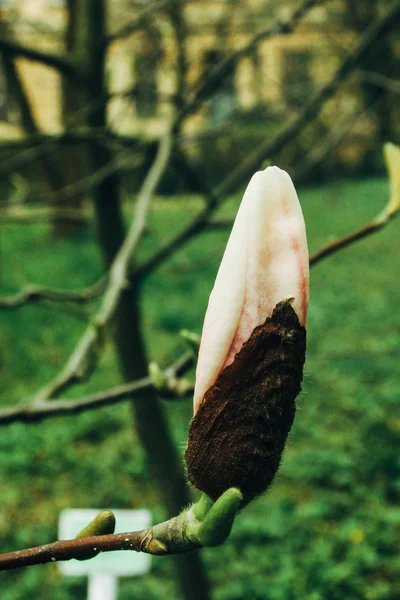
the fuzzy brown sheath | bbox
[185,300,306,506]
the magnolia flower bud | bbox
[185,166,309,506]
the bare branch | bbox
[21,132,172,405]
[1,145,144,209]
[357,70,400,94]
[0,278,105,309]
[309,218,396,268]
[310,187,400,268]
[0,530,150,571]
[0,485,242,570]
[0,35,77,78]
[0,353,193,425]
[292,107,362,182]
[0,124,228,155]
[310,141,400,265]
[0,129,139,181]
[0,129,120,153]
[136,0,400,278]
[0,17,60,40]
[23,150,138,206]
[206,218,234,230]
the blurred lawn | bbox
[0,176,399,600]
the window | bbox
[134,52,158,119]
[204,50,236,127]
[281,49,313,109]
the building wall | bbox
[0,0,377,150]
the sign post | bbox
[59,509,152,600]
[88,573,118,600]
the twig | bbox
[0,16,61,40]
[310,141,400,265]
[357,71,400,94]
[0,35,77,78]
[0,487,242,570]
[0,278,106,309]
[292,103,370,182]
[21,149,140,206]
[0,531,150,570]
[24,132,171,404]
[0,353,193,425]
[0,129,122,154]
[310,220,391,267]
[0,131,142,183]
[176,0,326,125]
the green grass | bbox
[0,176,399,599]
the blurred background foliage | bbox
[0,0,399,598]
[1,177,399,599]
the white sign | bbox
[58,509,152,600]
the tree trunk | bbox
[56,0,88,235]
[69,2,212,598]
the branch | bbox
[0,36,77,78]
[310,143,400,266]
[0,530,150,570]
[136,0,400,278]
[0,353,193,425]
[0,17,60,40]
[22,150,138,206]
[0,143,145,209]
[292,105,365,182]
[0,278,105,309]
[20,132,171,405]
[357,70,400,94]
[0,129,121,153]
[188,143,400,272]
[0,125,229,155]
[0,489,242,570]
[0,130,140,180]
[106,0,187,45]
[310,218,396,267]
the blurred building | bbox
[0,0,354,131]
[0,0,398,178]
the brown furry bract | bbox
[185,300,306,506]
